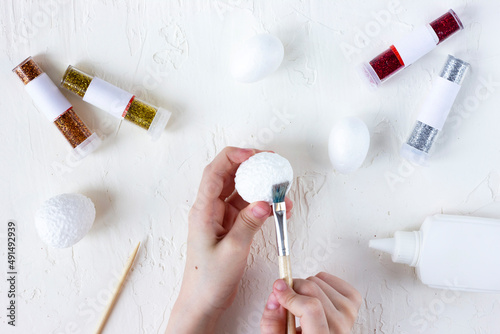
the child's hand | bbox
[260,272,362,334]
[166,147,292,334]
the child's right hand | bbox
[260,272,362,333]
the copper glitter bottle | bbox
[13,57,101,159]
[60,65,171,141]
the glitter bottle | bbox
[61,66,171,141]
[400,55,470,165]
[361,9,463,88]
[13,57,101,159]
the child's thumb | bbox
[226,201,271,248]
[260,292,286,334]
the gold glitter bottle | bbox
[61,66,171,141]
[13,57,102,159]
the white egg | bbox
[230,34,284,83]
[35,193,96,248]
[328,117,370,174]
[235,152,293,204]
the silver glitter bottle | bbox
[400,55,470,165]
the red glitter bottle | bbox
[362,9,463,88]
[430,10,463,43]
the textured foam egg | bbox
[230,34,284,83]
[328,117,370,174]
[35,193,96,248]
[235,152,293,204]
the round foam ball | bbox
[235,152,293,204]
[35,193,96,248]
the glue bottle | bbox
[369,214,500,293]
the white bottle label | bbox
[393,25,438,67]
[24,73,72,121]
[416,76,461,130]
[418,215,500,293]
[83,77,133,119]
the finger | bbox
[225,192,250,211]
[221,201,240,232]
[293,278,340,320]
[188,200,227,244]
[224,198,291,226]
[306,276,354,315]
[226,192,293,212]
[273,279,329,334]
[315,272,362,308]
[224,194,292,232]
[223,201,271,250]
[306,276,362,330]
[284,197,293,219]
[260,292,286,334]
[196,147,256,210]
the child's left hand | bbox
[166,147,292,334]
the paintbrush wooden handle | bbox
[279,255,296,334]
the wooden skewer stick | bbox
[94,242,141,334]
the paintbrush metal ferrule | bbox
[274,202,286,212]
[273,201,289,256]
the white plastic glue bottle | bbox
[369,214,500,293]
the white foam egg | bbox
[235,152,293,204]
[230,34,284,83]
[328,117,370,174]
[35,193,96,248]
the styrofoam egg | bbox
[235,152,293,204]
[35,193,96,248]
[230,34,284,83]
[328,117,370,174]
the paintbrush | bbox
[272,181,296,334]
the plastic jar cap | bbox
[357,63,381,91]
[72,133,102,160]
[148,107,172,141]
[393,231,420,266]
[400,143,429,166]
[370,231,421,267]
[448,9,464,30]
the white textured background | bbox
[1,1,499,333]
